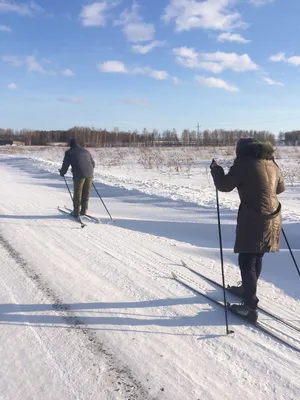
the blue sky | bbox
[0,0,300,133]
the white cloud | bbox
[172,76,182,85]
[269,52,285,62]
[121,97,149,106]
[0,24,12,32]
[195,75,239,91]
[98,61,128,73]
[173,47,208,69]
[79,1,113,27]
[98,60,178,82]
[0,1,42,16]
[123,23,154,42]
[59,97,85,104]
[174,47,198,63]
[174,47,258,73]
[217,32,250,43]
[262,76,284,86]
[287,56,300,66]
[2,55,49,73]
[202,51,258,72]
[7,82,17,90]
[115,2,155,42]
[1,55,23,66]
[249,0,275,6]
[270,52,300,66]
[1,54,74,75]
[163,0,246,32]
[61,69,75,77]
[132,67,169,80]
[25,55,47,74]
[286,56,300,66]
[197,61,224,73]
[131,40,165,54]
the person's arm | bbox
[272,158,285,194]
[90,154,95,168]
[60,151,70,176]
[211,161,238,192]
[277,173,285,194]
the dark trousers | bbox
[238,253,264,310]
[73,178,93,215]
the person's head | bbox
[69,138,78,148]
[236,138,274,160]
[236,138,256,157]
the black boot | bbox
[228,302,258,323]
[228,283,244,297]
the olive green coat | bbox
[211,141,285,254]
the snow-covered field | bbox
[0,146,299,400]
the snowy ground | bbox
[0,146,300,400]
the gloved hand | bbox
[210,159,218,169]
[59,169,64,177]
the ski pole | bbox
[282,228,300,276]
[216,187,234,335]
[62,175,74,202]
[92,182,114,221]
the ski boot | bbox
[70,210,80,218]
[228,282,244,297]
[228,302,258,323]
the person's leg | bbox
[255,254,264,279]
[73,179,85,217]
[238,253,260,310]
[80,178,93,215]
[229,254,264,297]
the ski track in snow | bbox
[0,154,300,400]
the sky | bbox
[0,0,300,133]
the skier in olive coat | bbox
[60,138,95,217]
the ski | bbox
[172,272,300,354]
[180,261,300,334]
[58,206,86,228]
[82,214,100,223]
[64,206,100,224]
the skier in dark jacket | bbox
[60,138,95,217]
[211,138,285,322]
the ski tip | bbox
[171,272,177,279]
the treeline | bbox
[278,131,300,146]
[0,126,276,147]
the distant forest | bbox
[0,126,298,147]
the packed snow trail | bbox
[0,239,149,400]
[0,156,300,400]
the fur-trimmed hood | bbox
[236,138,275,160]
